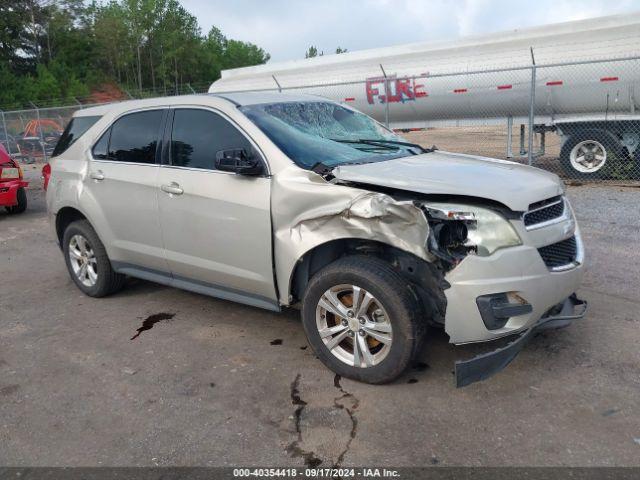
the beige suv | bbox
[47,92,587,386]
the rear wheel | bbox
[62,220,125,297]
[560,130,622,179]
[301,256,422,384]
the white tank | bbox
[209,13,640,128]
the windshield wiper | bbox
[329,138,397,151]
[330,138,431,154]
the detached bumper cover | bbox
[0,180,28,207]
[455,294,587,387]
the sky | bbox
[180,0,640,62]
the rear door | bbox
[157,107,277,307]
[87,109,169,272]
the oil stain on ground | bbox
[270,339,283,345]
[285,374,323,468]
[285,374,360,467]
[333,374,359,468]
[413,361,430,372]
[130,313,175,340]
[0,385,20,396]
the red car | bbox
[0,144,28,214]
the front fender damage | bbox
[290,191,433,261]
[272,167,434,305]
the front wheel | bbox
[301,256,423,384]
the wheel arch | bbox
[287,238,448,325]
[55,206,88,248]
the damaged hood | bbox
[332,151,563,212]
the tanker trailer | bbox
[210,13,640,179]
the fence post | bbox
[0,110,10,155]
[527,47,536,166]
[272,75,282,93]
[506,115,513,158]
[380,64,390,128]
[30,101,48,163]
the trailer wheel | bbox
[560,130,622,179]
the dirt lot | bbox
[405,125,562,171]
[1,166,639,467]
[404,126,640,181]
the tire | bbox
[7,187,27,214]
[301,255,423,384]
[560,130,622,180]
[62,220,125,297]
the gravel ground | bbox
[1,166,639,467]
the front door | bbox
[157,107,276,307]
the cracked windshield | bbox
[241,101,421,168]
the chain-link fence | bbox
[2,58,639,182]
[0,82,211,165]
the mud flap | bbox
[455,294,588,388]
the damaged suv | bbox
[47,92,587,386]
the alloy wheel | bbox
[68,234,98,287]
[315,284,393,368]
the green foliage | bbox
[601,152,639,180]
[305,46,321,58]
[0,0,270,109]
[305,45,349,58]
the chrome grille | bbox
[524,196,565,228]
[538,236,577,269]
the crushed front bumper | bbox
[455,294,587,387]
[443,230,585,344]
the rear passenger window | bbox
[53,116,101,157]
[106,110,163,164]
[170,109,253,170]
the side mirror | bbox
[215,148,263,176]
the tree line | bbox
[305,46,348,58]
[0,0,270,110]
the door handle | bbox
[161,182,184,195]
[90,170,105,181]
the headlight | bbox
[423,203,521,256]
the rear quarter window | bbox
[52,116,102,157]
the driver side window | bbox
[170,109,255,170]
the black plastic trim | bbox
[455,294,587,387]
[476,293,533,330]
[111,261,280,312]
